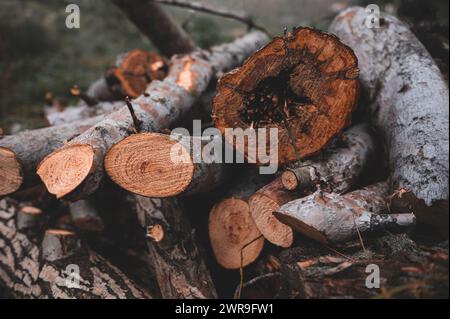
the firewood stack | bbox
[0,4,448,299]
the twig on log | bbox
[70,85,98,107]
[153,0,272,36]
[274,182,416,245]
[329,6,449,237]
[37,32,268,201]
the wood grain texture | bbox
[213,27,359,165]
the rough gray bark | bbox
[248,124,376,247]
[0,198,152,299]
[329,7,449,235]
[282,123,376,193]
[133,195,217,298]
[274,182,416,244]
[37,32,268,201]
[112,0,197,57]
[0,116,102,196]
[45,101,123,126]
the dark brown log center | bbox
[239,66,314,128]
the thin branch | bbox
[125,96,143,133]
[153,0,273,37]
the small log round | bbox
[42,229,82,262]
[105,132,226,197]
[213,27,359,165]
[37,145,94,199]
[248,178,294,248]
[209,198,264,269]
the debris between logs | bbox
[69,199,104,233]
[212,27,359,165]
[248,123,376,247]
[133,195,217,298]
[0,198,152,299]
[37,31,268,201]
[274,182,416,245]
[329,6,449,237]
[105,132,226,197]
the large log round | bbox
[212,27,359,165]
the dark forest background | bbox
[0,0,448,131]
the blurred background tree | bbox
[0,0,447,132]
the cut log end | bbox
[104,133,194,197]
[0,147,23,196]
[281,170,298,191]
[209,198,264,269]
[37,144,94,199]
[248,193,293,248]
[109,49,167,98]
[213,27,359,164]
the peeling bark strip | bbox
[248,124,376,248]
[105,133,226,197]
[87,49,167,101]
[133,195,217,298]
[213,27,359,165]
[112,0,197,57]
[274,182,416,245]
[37,32,269,201]
[0,198,152,299]
[329,7,449,234]
[0,116,102,197]
[208,169,271,269]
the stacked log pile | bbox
[0,3,448,299]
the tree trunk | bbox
[112,0,197,57]
[133,195,217,298]
[274,182,416,245]
[212,27,359,165]
[37,32,269,201]
[0,198,152,299]
[248,123,376,247]
[0,116,102,197]
[329,6,449,237]
[104,132,226,197]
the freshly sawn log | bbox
[104,133,226,197]
[329,7,449,235]
[37,32,269,201]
